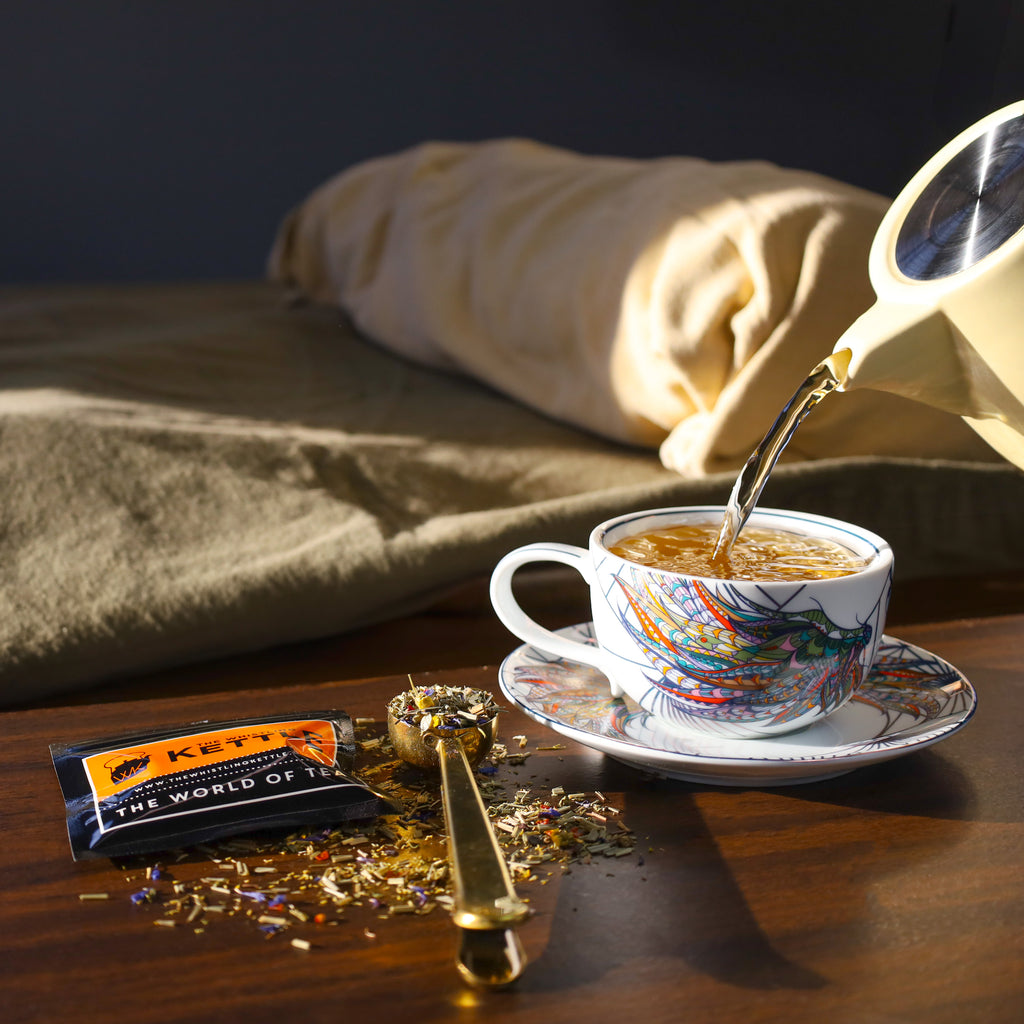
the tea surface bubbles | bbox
[608,522,869,581]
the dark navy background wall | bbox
[4,0,1023,282]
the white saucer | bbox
[497,623,976,786]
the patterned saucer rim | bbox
[497,623,976,784]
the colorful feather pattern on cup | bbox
[613,569,874,727]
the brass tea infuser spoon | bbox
[387,683,530,988]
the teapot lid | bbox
[894,106,1024,282]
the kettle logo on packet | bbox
[103,751,152,786]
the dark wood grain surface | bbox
[2,614,1023,1024]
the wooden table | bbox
[2,611,1022,1024]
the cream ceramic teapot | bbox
[832,100,1024,469]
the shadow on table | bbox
[779,747,978,819]
[782,735,1023,825]
[518,745,993,996]
[521,758,828,995]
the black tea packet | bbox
[50,710,390,861]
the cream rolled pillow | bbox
[269,139,997,473]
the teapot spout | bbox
[832,301,981,417]
[833,299,1024,468]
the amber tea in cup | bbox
[608,522,871,582]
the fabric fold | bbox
[269,138,998,474]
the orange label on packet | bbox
[83,719,338,803]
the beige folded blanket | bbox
[269,139,997,474]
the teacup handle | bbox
[489,543,618,690]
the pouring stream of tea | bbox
[712,355,847,563]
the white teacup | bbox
[489,506,893,739]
